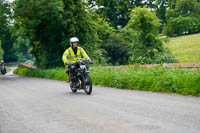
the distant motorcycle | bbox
[68,58,92,95]
[0,62,6,75]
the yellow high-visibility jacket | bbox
[62,47,90,64]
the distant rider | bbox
[0,60,6,75]
[0,60,5,66]
[62,37,93,81]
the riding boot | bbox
[66,70,71,83]
[69,75,72,84]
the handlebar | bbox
[67,58,93,66]
[77,58,87,62]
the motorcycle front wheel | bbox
[70,83,77,93]
[83,73,92,95]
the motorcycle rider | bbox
[0,60,6,75]
[0,60,5,67]
[62,37,93,81]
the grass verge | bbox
[14,67,69,81]
[6,67,10,72]
[14,67,200,96]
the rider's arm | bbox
[80,48,91,61]
[62,49,70,65]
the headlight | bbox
[80,65,86,70]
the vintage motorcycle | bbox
[68,58,92,95]
[0,62,6,75]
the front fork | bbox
[70,71,89,89]
[80,72,89,89]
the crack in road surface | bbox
[0,68,200,133]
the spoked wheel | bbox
[83,73,92,95]
[70,83,77,93]
[69,76,77,93]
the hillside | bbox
[167,33,200,63]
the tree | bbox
[11,27,33,62]
[0,0,17,62]
[155,0,168,24]
[13,0,66,67]
[0,40,4,61]
[91,13,114,41]
[13,0,102,68]
[163,0,200,36]
[87,0,144,28]
[175,0,198,15]
[124,7,168,64]
[168,0,177,8]
[88,0,171,29]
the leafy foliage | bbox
[13,0,67,68]
[0,0,17,62]
[154,0,168,24]
[88,0,169,29]
[11,27,33,62]
[0,40,4,61]
[124,7,175,64]
[1,0,197,66]
[101,32,132,65]
[13,0,104,68]
[88,0,137,28]
[163,0,200,36]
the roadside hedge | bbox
[14,67,200,96]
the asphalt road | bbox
[0,68,200,133]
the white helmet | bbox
[70,37,79,46]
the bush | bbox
[101,32,132,65]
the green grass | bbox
[167,33,200,62]
[14,67,69,81]
[14,67,200,96]
[6,67,10,72]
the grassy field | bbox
[167,33,200,62]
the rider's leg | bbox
[65,65,71,83]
